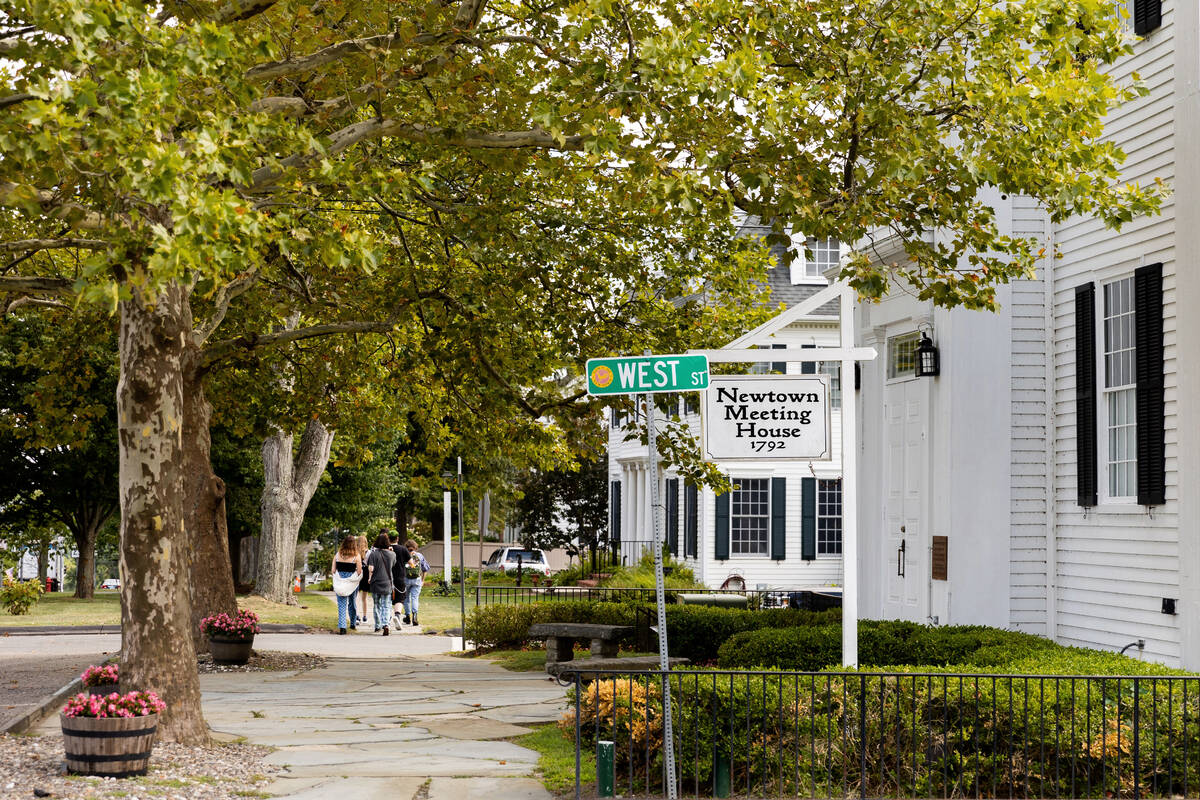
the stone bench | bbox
[528,623,633,664]
[546,655,689,678]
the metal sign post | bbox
[644,389,678,800]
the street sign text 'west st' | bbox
[586,354,709,396]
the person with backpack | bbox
[402,539,430,626]
[389,532,408,629]
[365,533,396,635]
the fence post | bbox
[575,673,583,800]
[597,740,615,797]
[859,673,868,799]
[1133,679,1140,800]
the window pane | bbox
[731,478,770,555]
[888,332,920,379]
[817,479,843,555]
[1106,387,1136,498]
[805,237,840,278]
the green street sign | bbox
[586,354,710,396]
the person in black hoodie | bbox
[389,532,408,629]
[365,533,396,635]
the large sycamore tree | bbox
[0,0,1159,740]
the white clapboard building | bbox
[606,220,849,592]
[851,0,1200,668]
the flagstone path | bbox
[201,652,567,799]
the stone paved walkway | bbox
[201,653,567,799]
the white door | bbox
[882,375,928,622]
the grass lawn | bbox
[0,590,337,630]
[514,723,595,795]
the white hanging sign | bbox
[702,374,832,460]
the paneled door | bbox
[882,373,928,622]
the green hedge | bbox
[464,601,639,649]
[717,621,1066,671]
[465,600,840,654]
[665,605,840,663]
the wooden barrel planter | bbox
[60,712,158,777]
[87,683,119,697]
[209,634,254,665]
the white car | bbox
[100,578,120,590]
[482,547,551,577]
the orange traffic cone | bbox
[293,576,302,593]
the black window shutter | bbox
[770,477,786,560]
[801,477,816,560]
[610,481,622,547]
[685,484,698,558]
[1135,263,1166,506]
[1134,0,1162,35]
[801,343,816,374]
[715,491,730,560]
[666,478,680,556]
[1075,283,1098,507]
[771,343,787,374]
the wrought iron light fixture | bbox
[915,331,940,377]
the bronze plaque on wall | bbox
[931,536,948,581]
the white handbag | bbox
[332,573,359,597]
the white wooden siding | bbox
[1047,7,1181,664]
[1009,195,1050,635]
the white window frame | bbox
[789,234,842,284]
[886,331,921,383]
[729,477,771,557]
[816,478,843,557]
[1097,275,1137,504]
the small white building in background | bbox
[607,220,849,592]
[851,0,1200,668]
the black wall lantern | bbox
[916,331,940,377]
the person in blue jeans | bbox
[331,535,362,635]
[402,539,430,626]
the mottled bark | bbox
[116,282,207,745]
[36,543,48,582]
[254,418,334,603]
[183,366,237,652]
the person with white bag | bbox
[330,535,363,635]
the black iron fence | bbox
[566,668,1200,799]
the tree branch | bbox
[0,276,74,294]
[0,183,108,230]
[248,120,584,191]
[201,319,397,364]
[5,296,69,315]
[0,93,34,110]
[246,30,450,82]
[0,237,108,253]
[193,269,259,345]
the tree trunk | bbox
[254,419,334,603]
[72,521,99,599]
[36,542,48,582]
[116,282,207,745]
[183,368,237,652]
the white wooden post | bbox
[840,284,859,667]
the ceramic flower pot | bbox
[208,634,254,665]
[61,712,158,777]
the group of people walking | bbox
[331,529,430,635]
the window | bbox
[817,479,842,555]
[730,478,770,555]
[1102,277,1137,499]
[888,332,920,379]
[803,237,840,280]
[819,361,842,409]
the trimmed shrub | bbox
[665,605,840,664]
[717,622,1066,671]
[465,601,639,649]
[1,576,44,615]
